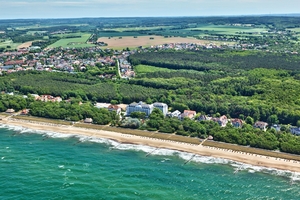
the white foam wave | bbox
[0,123,76,139]
[1,123,300,182]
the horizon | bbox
[0,0,299,19]
[1,13,300,21]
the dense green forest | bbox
[128,50,300,126]
[129,50,300,71]
[0,71,167,103]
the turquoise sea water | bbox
[1,124,300,200]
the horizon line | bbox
[1,13,300,21]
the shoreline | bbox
[2,118,300,173]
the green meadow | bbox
[134,64,173,74]
[0,40,21,50]
[47,33,95,48]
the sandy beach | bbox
[2,118,300,173]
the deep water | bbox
[1,125,300,200]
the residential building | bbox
[212,115,228,127]
[108,104,121,115]
[290,127,300,136]
[231,118,243,128]
[180,110,197,120]
[254,121,268,131]
[271,124,281,132]
[95,103,110,109]
[30,94,40,100]
[153,102,168,116]
[198,115,211,121]
[39,95,62,102]
[6,109,15,113]
[84,118,93,123]
[167,110,181,118]
[21,109,29,115]
[126,101,154,116]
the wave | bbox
[1,123,300,183]
[0,124,75,138]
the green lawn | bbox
[134,64,173,74]
[0,40,21,50]
[288,28,300,32]
[47,33,95,48]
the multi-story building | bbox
[153,102,168,116]
[126,101,154,116]
[126,101,168,117]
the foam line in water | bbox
[1,123,300,182]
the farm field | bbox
[188,25,267,35]
[103,26,174,32]
[47,33,95,48]
[97,36,230,49]
[17,41,33,49]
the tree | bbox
[130,111,146,119]
[149,108,164,120]
[267,114,279,124]
[297,120,300,127]
[110,99,118,105]
[245,116,254,125]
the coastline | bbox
[2,118,300,173]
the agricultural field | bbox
[188,24,267,35]
[17,41,33,49]
[97,35,229,49]
[51,32,83,38]
[47,33,95,48]
[99,24,267,39]
[98,31,144,38]
[103,26,174,32]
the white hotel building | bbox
[126,101,168,116]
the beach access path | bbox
[2,118,300,173]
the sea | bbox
[1,124,300,200]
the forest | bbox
[128,50,300,126]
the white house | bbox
[168,110,181,118]
[153,102,168,116]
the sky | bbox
[0,0,299,19]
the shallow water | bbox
[0,124,300,199]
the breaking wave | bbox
[1,123,300,183]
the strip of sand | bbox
[2,118,300,173]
